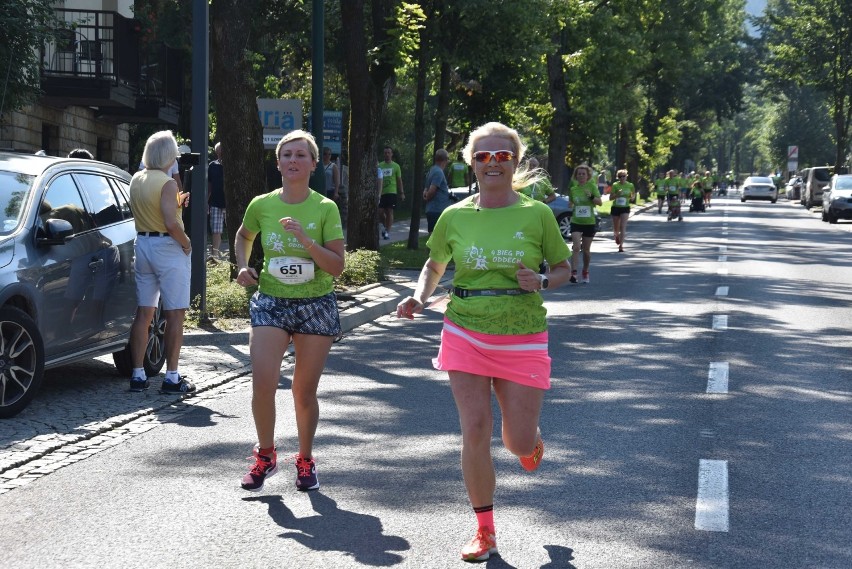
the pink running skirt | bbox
[433,318,551,390]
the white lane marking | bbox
[712,315,728,330]
[695,459,730,531]
[719,246,727,253]
[707,361,729,393]
[718,255,727,262]
[717,266,729,276]
[715,286,729,296]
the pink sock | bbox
[473,505,494,532]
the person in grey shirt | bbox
[423,148,451,233]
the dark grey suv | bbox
[0,152,165,418]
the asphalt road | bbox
[0,193,850,569]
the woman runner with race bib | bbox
[396,121,572,562]
[234,129,344,494]
[567,164,602,283]
[609,168,635,253]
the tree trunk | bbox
[833,90,852,171]
[433,60,451,152]
[210,0,266,277]
[545,44,568,193]
[341,0,396,251]
[408,23,429,249]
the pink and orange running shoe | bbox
[460,526,498,562]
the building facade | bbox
[0,0,182,171]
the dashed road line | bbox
[715,286,729,296]
[707,362,729,394]
[712,315,728,330]
[695,459,730,531]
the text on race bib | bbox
[268,256,315,285]
[575,205,592,218]
[615,197,628,206]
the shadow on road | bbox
[244,492,409,566]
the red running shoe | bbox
[240,445,278,491]
[295,454,320,491]
[460,526,498,562]
[519,434,545,472]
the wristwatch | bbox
[538,273,549,290]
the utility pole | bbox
[189,0,209,316]
[309,0,325,193]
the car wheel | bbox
[771,198,777,203]
[828,211,838,224]
[741,197,746,202]
[0,307,45,419]
[556,212,571,240]
[112,302,167,378]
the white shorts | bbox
[134,235,191,310]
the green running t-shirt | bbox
[610,181,634,207]
[242,189,344,298]
[568,181,600,224]
[427,194,570,335]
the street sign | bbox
[306,110,343,154]
[787,145,799,172]
[258,99,303,149]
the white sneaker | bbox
[581,272,590,284]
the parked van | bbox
[800,166,832,208]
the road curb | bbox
[338,280,412,333]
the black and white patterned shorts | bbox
[249,291,341,336]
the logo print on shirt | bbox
[465,244,489,270]
[514,231,524,239]
[267,233,285,253]
[306,222,317,230]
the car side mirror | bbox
[37,218,74,246]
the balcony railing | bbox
[40,9,182,122]
[42,10,125,80]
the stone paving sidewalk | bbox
[0,267,425,495]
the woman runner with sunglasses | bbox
[396,122,572,562]
[610,169,635,252]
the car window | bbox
[109,177,133,219]
[40,174,94,234]
[75,173,123,226]
[814,169,831,182]
[0,170,34,234]
[834,177,852,190]
[749,177,773,185]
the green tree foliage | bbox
[0,0,60,115]
[762,0,852,169]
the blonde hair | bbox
[616,168,628,178]
[142,130,180,170]
[572,163,593,183]
[462,121,544,190]
[275,129,319,162]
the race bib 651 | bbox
[269,256,315,284]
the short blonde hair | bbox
[616,168,628,178]
[572,163,593,182]
[275,129,319,162]
[462,121,544,190]
[142,130,180,170]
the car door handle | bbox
[88,258,104,270]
